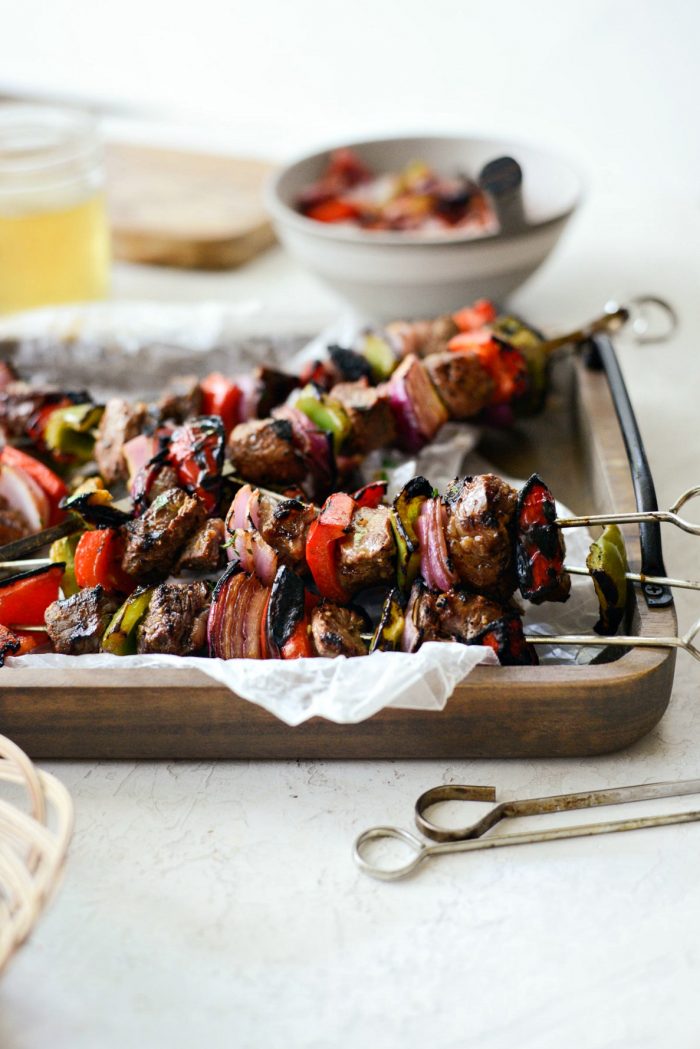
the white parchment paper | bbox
[0,303,599,725]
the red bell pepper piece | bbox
[166,417,225,515]
[200,374,242,437]
[74,529,135,594]
[305,491,356,602]
[0,446,68,525]
[281,617,313,658]
[449,335,527,406]
[452,298,497,332]
[306,199,358,223]
[25,398,72,452]
[0,563,64,628]
[352,480,387,510]
[0,623,48,665]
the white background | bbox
[1,3,700,1048]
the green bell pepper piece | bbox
[492,316,549,416]
[370,588,406,653]
[295,387,351,452]
[586,524,629,636]
[44,403,104,461]
[391,476,434,591]
[49,533,82,597]
[359,333,397,383]
[101,587,155,656]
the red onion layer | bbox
[415,498,458,592]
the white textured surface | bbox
[2,4,700,1045]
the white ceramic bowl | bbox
[266,134,583,319]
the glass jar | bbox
[0,104,110,315]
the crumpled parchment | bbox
[0,302,599,725]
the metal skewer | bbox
[557,486,700,536]
[354,777,700,881]
[565,564,700,592]
[538,295,677,356]
[526,615,700,663]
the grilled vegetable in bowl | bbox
[295,149,498,235]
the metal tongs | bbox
[354,778,700,881]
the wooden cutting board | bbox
[105,142,277,270]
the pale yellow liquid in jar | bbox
[0,190,110,314]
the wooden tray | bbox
[0,346,677,759]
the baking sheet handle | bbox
[584,334,673,609]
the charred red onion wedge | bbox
[227,483,261,532]
[226,529,278,585]
[386,355,448,453]
[415,497,458,592]
[273,406,335,492]
[400,580,423,653]
[207,565,269,659]
[123,434,157,490]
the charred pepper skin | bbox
[515,474,571,605]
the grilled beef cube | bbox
[0,382,89,438]
[252,366,299,418]
[94,398,149,485]
[227,418,306,487]
[445,474,518,600]
[424,351,495,420]
[0,496,30,545]
[136,580,211,655]
[336,505,396,595]
[146,465,180,504]
[385,315,459,359]
[175,518,225,572]
[417,588,511,644]
[330,379,397,455]
[122,487,207,579]
[257,495,317,571]
[45,586,121,655]
[310,603,367,658]
[157,374,202,423]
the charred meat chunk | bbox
[385,315,459,359]
[121,487,207,579]
[328,345,372,383]
[94,398,149,485]
[175,518,226,573]
[45,585,121,655]
[136,580,211,655]
[417,588,511,644]
[401,580,536,665]
[0,495,30,545]
[257,495,317,571]
[145,465,180,505]
[157,374,202,423]
[445,474,518,600]
[227,418,306,487]
[310,602,367,658]
[424,351,495,420]
[251,366,299,418]
[336,504,396,595]
[330,379,397,455]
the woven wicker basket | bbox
[0,734,73,974]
